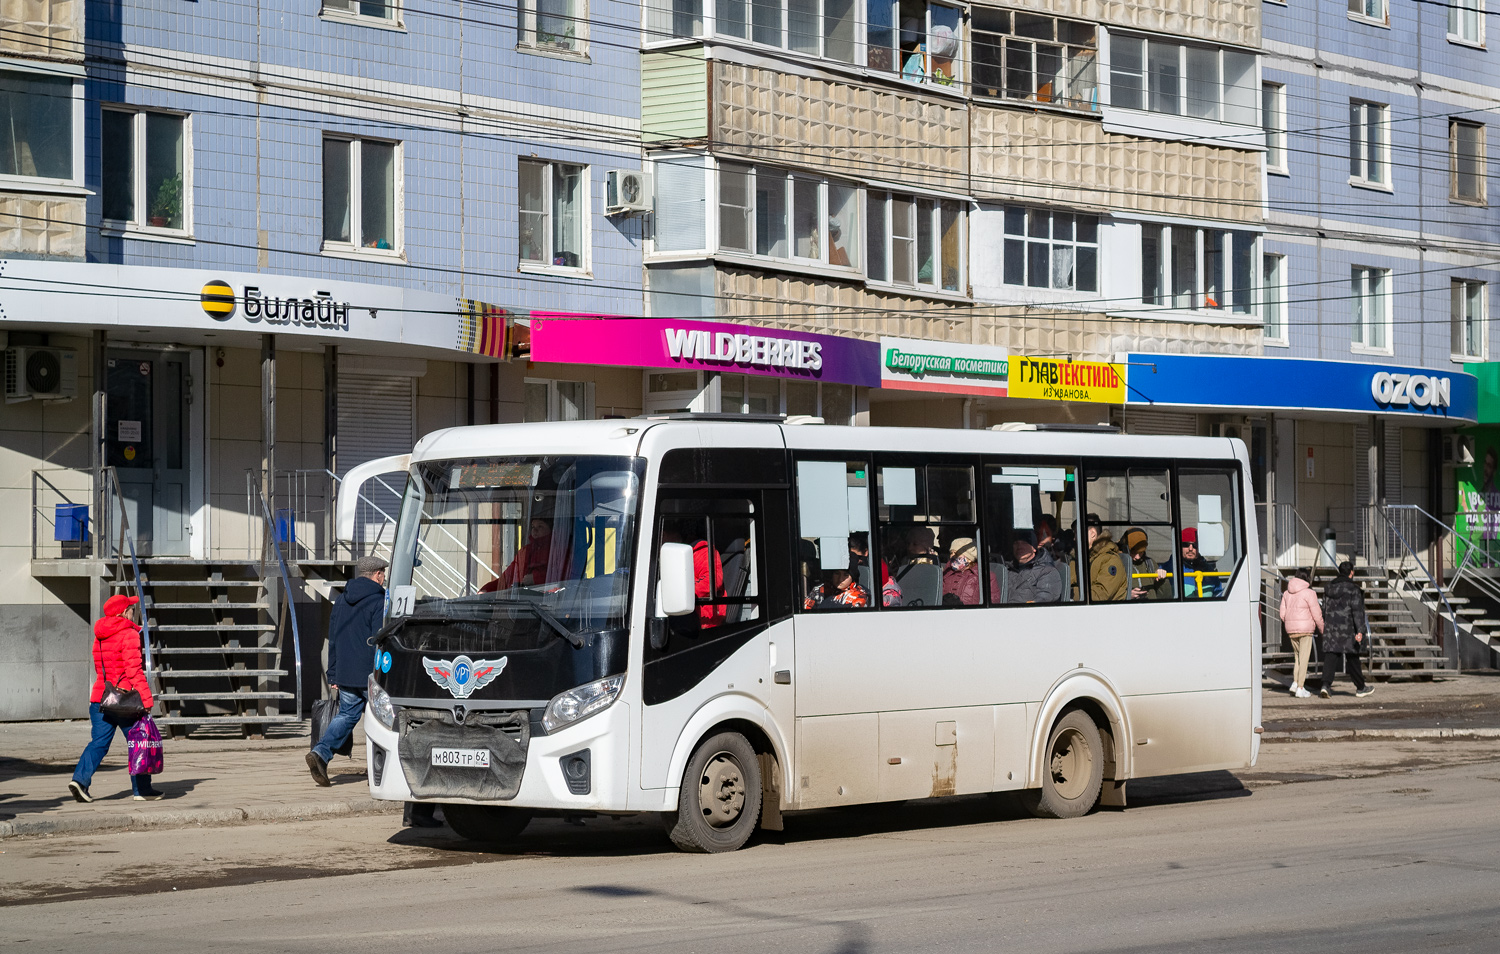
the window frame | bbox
[1347,0,1390,27]
[0,63,85,191]
[320,135,405,260]
[520,0,590,56]
[1349,100,1391,190]
[1261,252,1288,347]
[1079,460,1181,605]
[871,454,986,611]
[866,189,966,295]
[971,7,1100,113]
[99,106,192,239]
[1107,33,1258,127]
[715,161,863,276]
[1448,0,1485,46]
[716,374,857,424]
[1139,222,1261,316]
[319,0,404,29]
[1450,119,1487,205]
[1350,265,1393,354]
[980,456,1083,609]
[518,158,592,276]
[1001,205,1099,292]
[1262,82,1287,175]
[1451,279,1487,361]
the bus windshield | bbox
[388,455,644,644]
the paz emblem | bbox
[422,655,506,699]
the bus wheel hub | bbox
[699,752,746,827]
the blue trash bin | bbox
[54,504,90,542]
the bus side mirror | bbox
[657,543,696,617]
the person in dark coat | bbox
[1319,561,1373,698]
[1007,533,1062,604]
[307,555,388,785]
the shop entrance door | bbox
[105,349,191,556]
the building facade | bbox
[0,0,644,719]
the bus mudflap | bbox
[397,708,530,800]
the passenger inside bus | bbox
[1122,526,1170,600]
[662,524,728,627]
[1006,531,1062,604]
[849,532,901,607]
[891,526,942,606]
[804,567,870,609]
[941,537,983,606]
[1034,514,1064,561]
[1164,528,1221,598]
[1072,513,1128,602]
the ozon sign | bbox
[1371,371,1451,410]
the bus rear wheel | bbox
[442,804,533,845]
[665,731,762,853]
[1020,710,1104,819]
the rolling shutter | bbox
[337,371,416,545]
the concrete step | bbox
[157,691,295,702]
[151,623,276,632]
[153,715,303,726]
[149,647,283,655]
[158,669,287,678]
[149,602,270,610]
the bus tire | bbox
[1019,710,1104,819]
[666,731,762,853]
[441,804,533,844]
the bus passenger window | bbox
[795,459,876,610]
[657,498,762,644]
[876,463,981,608]
[984,463,1077,605]
[1173,468,1242,599]
[1082,465,1174,603]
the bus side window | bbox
[876,462,981,609]
[1081,463,1175,604]
[984,462,1077,606]
[1174,467,1242,599]
[657,498,763,646]
[794,459,875,610]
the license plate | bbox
[431,747,490,768]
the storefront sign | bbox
[1008,356,1127,404]
[879,336,1009,396]
[529,317,881,387]
[1127,353,1478,422]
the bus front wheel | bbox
[665,731,763,853]
[1019,710,1104,819]
[442,804,533,844]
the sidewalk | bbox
[3,675,1497,839]
[0,719,394,839]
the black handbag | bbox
[100,660,147,726]
[310,692,354,757]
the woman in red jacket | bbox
[68,594,162,802]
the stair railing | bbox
[1373,504,1461,670]
[100,467,155,676]
[256,485,305,719]
[1389,504,1500,617]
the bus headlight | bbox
[543,675,624,734]
[367,673,397,731]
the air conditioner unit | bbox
[4,347,78,403]
[1443,433,1475,467]
[606,169,652,214]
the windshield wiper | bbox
[484,598,585,649]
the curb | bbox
[1263,727,1500,741]
[0,797,401,840]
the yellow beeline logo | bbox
[200,280,235,319]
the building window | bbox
[0,70,77,183]
[1262,253,1287,344]
[645,0,705,40]
[1348,0,1388,24]
[866,1,962,84]
[867,191,964,293]
[1351,266,1391,352]
[972,9,1098,112]
[1452,280,1486,359]
[1141,225,1258,314]
[1449,0,1483,44]
[101,109,188,233]
[1262,83,1286,173]
[719,375,854,423]
[1349,101,1389,186]
[1451,120,1486,204]
[1109,35,1257,125]
[521,0,586,53]
[1002,207,1097,291]
[322,0,399,23]
[323,138,399,254]
[519,159,587,270]
[717,162,860,271]
[524,378,594,421]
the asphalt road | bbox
[5,746,1500,953]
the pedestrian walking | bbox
[1277,568,1322,698]
[68,594,163,802]
[1319,561,1374,698]
[306,555,388,786]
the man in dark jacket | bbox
[307,555,388,785]
[1319,561,1373,698]
[1007,534,1063,604]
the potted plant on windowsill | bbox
[149,174,182,228]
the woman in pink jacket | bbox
[1278,569,1323,698]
